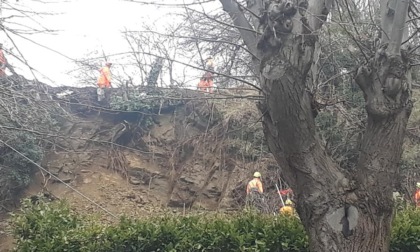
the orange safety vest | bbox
[197,79,207,91]
[246,178,263,194]
[0,49,7,77]
[97,66,111,88]
[415,189,420,206]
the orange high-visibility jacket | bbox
[246,178,263,194]
[0,50,7,76]
[97,66,111,88]
[415,189,420,206]
[197,79,207,91]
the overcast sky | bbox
[1,0,215,87]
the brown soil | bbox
[0,87,281,251]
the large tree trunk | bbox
[220,0,412,251]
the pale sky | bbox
[1,0,218,87]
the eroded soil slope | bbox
[32,87,280,216]
[0,86,282,251]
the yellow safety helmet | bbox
[417,182,420,188]
[253,172,261,178]
[285,199,293,205]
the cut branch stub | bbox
[355,46,412,119]
[257,0,307,55]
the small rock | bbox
[48,167,61,176]
[180,176,195,184]
[129,176,141,185]
[126,193,136,199]
[52,174,72,184]
[61,177,72,183]
[83,178,92,184]
[80,169,91,173]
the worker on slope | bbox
[97,62,112,101]
[280,199,295,216]
[247,172,263,195]
[414,182,420,207]
[0,43,8,78]
[246,172,264,212]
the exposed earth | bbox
[0,86,282,251]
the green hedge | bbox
[11,199,420,251]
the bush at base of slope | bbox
[11,198,420,252]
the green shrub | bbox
[12,198,308,252]
[12,198,420,252]
[390,207,420,252]
[0,132,43,205]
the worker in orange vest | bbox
[202,56,214,93]
[197,77,208,92]
[0,43,8,77]
[98,62,112,88]
[97,62,112,101]
[414,182,420,207]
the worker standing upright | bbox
[414,182,420,207]
[246,172,264,211]
[202,56,215,93]
[0,43,8,78]
[197,77,208,92]
[246,172,263,195]
[97,62,112,101]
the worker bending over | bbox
[280,199,295,216]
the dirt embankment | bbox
[29,87,280,213]
[0,86,282,251]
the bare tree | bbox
[217,0,414,250]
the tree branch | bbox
[219,0,258,56]
[308,0,334,31]
[388,0,411,55]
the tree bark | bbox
[220,0,413,251]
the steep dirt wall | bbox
[17,86,284,217]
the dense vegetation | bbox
[11,198,420,251]
[0,80,62,209]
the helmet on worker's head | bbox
[253,172,261,178]
[417,182,420,188]
[285,199,293,205]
